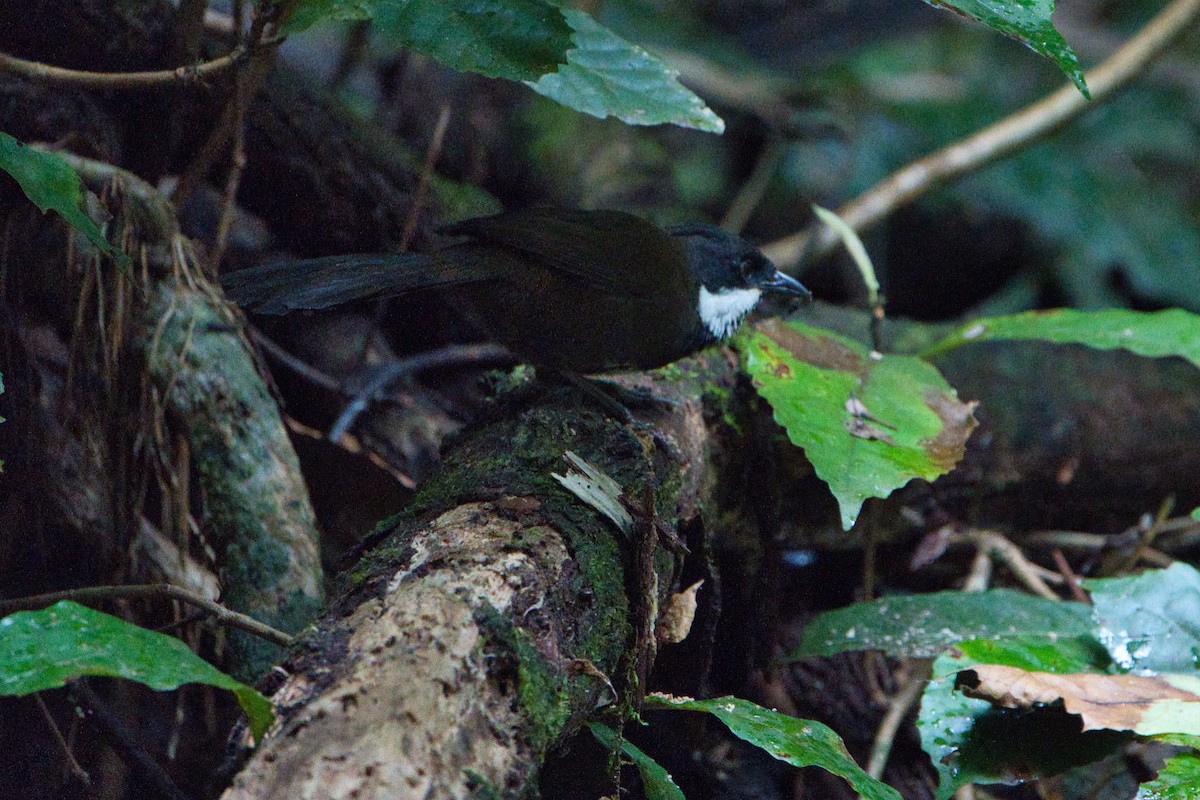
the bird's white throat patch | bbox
[698,286,762,340]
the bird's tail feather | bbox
[222,252,482,314]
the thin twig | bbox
[400,104,453,251]
[1110,497,1174,575]
[954,529,1061,599]
[35,694,91,787]
[69,680,192,800]
[721,136,784,234]
[0,584,294,647]
[963,548,992,592]
[1051,549,1090,603]
[209,53,255,270]
[171,13,276,207]
[358,104,453,367]
[329,343,514,440]
[250,328,343,393]
[864,659,932,782]
[763,0,1200,270]
[0,46,255,90]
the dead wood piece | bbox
[225,503,562,799]
[138,281,325,677]
[1,156,326,681]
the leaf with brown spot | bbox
[741,319,977,529]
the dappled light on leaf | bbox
[793,589,1094,659]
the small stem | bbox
[0,46,256,90]
[764,0,1200,271]
[0,584,294,647]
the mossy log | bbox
[220,376,721,799]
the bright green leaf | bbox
[0,132,117,259]
[742,319,976,529]
[287,0,573,83]
[792,589,1096,659]
[922,308,1200,369]
[920,0,1086,96]
[950,635,1111,674]
[1138,751,1200,800]
[919,650,997,800]
[1084,563,1200,674]
[529,10,724,132]
[919,644,1128,799]
[588,723,684,800]
[647,694,902,800]
[0,601,273,742]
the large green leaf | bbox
[0,601,273,742]
[529,10,724,132]
[793,589,1096,659]
[922,308,1200,368]
[287,0,573,82]
[921,0,1086,95]
[918,639,1125,799]
[0,132,117,259]
[742,318,976,529]
[283,2,721,132]
[1084,563,1200,674]
[648,694,901,800]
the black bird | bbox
[222,207,811,374]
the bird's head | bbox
[669,224,812,340]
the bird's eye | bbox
[738,257,755,280]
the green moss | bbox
[462,769,506,800]
[653,362,690,382]
[543,503,630,668]
[474,605,572,757]
[345,537,409,588]
[506,525,556,553]
[222,533,291,593]
[701,378,744,434]
[344,391,675,697]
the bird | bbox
[222,207,811,374]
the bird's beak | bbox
[759,270,813,302]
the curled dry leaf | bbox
[958,664,1200,736]
[655,579,705,645]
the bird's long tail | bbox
[222,252,483,314]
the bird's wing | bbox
[440,208,681,300]
[222,252,495,314]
